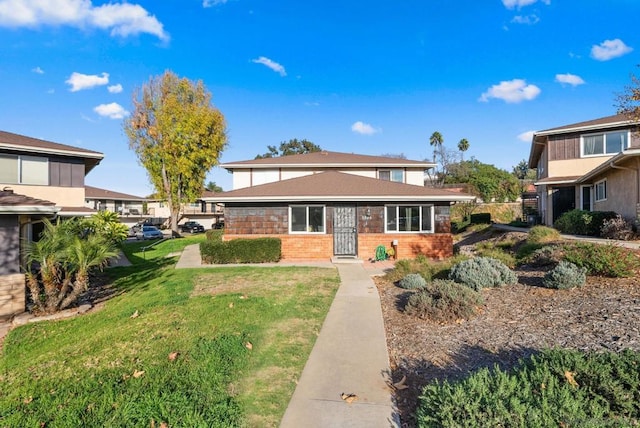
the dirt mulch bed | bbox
[376,269,640,427]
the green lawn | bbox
[0,236,340,427]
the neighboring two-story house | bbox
[203,151,474,261]
[85,186,148,228]
[528,114,640,225]
[0,130,103,319]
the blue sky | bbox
[1,0,638,197]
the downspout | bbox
[609,161,640,214]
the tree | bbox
[429,131,444,163]
[124,70,227,234]
[446,159,520,202]
[24,218,119,314]
[616,65,640,123]
[205,181,223,192]
[512,159,537,181]
[255,138,321,159]
[457,138,470,161]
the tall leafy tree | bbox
[446,159,520,202]
[125,70,227,233]
[457,138,470,161]
[205,181,223,192]
[616,66,640,123]
[255,138,321,159]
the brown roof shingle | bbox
[0,189,58,214]
[0,130,103,158]
[85,186,146,201]
[211,171,474,202]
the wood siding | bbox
[0,216,20,275]
[49,157,85,187]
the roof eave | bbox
[578,149,640,183]
[207,195,475,203]
[222,162,435,170]
[0,143,104,160]
[0,206,59,215]
[535,120,635,138]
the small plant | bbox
[519,244,562,267]
[398,273,427,290]
[527,225,560,244]
[449,257,517,291]
[562,242,640,278]
[554,209,617,237]
[384,257,433,283]
[404,279,483,322]
[542,261,587,290]
[474,246,516,268]
[600,215,636,241]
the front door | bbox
[333,205,357,257]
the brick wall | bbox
[0,273,25,321]
[224,233,452,260]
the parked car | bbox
[136,225,164,240]
[211,221,225,230]
[179,221,205,234]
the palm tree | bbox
[429,131,444,162]
[458,138,470,161]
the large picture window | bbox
[0,154,48,185]
[290,205,325,233]
[595,180,607,202]
[581,131,629,157]
[385,205,434,233]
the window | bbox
[581,131,629,157]
[0,154,48,185]
[379,169,404,182]
[290,205,325,233]
[595,180,607,202]
[385,205,434,233]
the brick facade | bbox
[223,202,454,261]
[0,273,25,321]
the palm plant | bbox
[24,218,120,313]
[429,131,443,162]
[458,138,470,161]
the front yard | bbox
[0,236,340,427]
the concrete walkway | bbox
[280,263,399,428]
[174,244,398,427]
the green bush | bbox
[398,273,428,290]
[449,257,517,291]
[527,225,560,244]
[474,247,516,269]
[405,279,483,323]
[542,261,586,290]
[200,237,281,264]
[385,257,433,283]
[562,242,640,278]
[470,213,491,224]
[417,348,640,427]
[205,229,224,241]
[554,210,617,237]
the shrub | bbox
[205,229,224,241]
[474,246,516,269]
[470,213,491,224]
[554,209,617,237]
[562,242,640,278]
[449,257,517,291]
[518,244,562,267]
[200,237,281,264]
[398,273,427,290]
[404,279,483,323]
[542,261,586,290]
[600,215,636,241]
[417,348,640,427]
[527,225,560,244]
[385,257,433,283]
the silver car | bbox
[136,225,164,240]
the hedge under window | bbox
[385,205,434,233]
[290,205,325,233]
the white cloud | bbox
[66,71,109,92]
[518,130,535,142]
[555,73,585,86]
[252,56,286,76]
[511,14,539,25]
[31,66,44,74]
[203,0,227,7]
[590,38,633,61]
[0,0,169,41]
[479,79,541,103]
[502,0,549,9]
[108,83,123,93]
[94,102,129,119]
[351,121,380,135]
